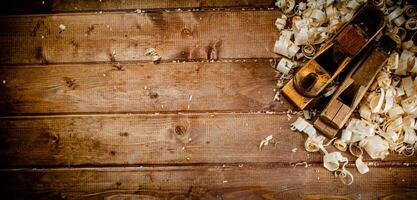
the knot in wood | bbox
[63,77,77,89]
[181,28,192,37]
[51,134,59,142]
[149,92,159,99]
[119,132,129,137]
[175,125,186,135]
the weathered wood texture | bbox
[0,11,280,65]
[0,114,313,166]
[0,166,416,199]
[0,0,275,15]
[1,113,416,167]
[0,62,281,115]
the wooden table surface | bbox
[0,1,416,199]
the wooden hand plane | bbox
[314,35,397,138]
[281,6,386,110]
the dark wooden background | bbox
[0,0,416,199]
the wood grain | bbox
[0,11,280,65]
[1,113,416,167]
[0,62,281,115]
[0,113,314,166]
[0,0,275,15]
[0,165,416,199]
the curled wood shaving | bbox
[387,7,404,22]
[323,152,346,171]
[394,15,406,26]
[403,128,417,144]
[346,119,376,142]
[377,71,391,89]
[405,17,417,31]
[59,24,66,33]
[359,135,390,160]
[396,50,414,75]
[355,156,369,174]
[359,104,372,120]
[275,15,287,31]
[341,129,353,143]
[305,135,325,153]
[259,135,274,150]
[401,95,417,115]
[293,161,310,168]
[274,30,300,58]
[370,88,385,113]
[302,44,316,59]
[382,87,395,112]
[349,143,364,158]
[386,52,399,70]
[405,5,417,17]
[144,48,162,63]
[276,58,296,75]
[275,0,296,14]
[291,117,317,138]
[334,139,347,151]
[335,167,354,185]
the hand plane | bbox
[281,6,386,110]
[314,35,398,138]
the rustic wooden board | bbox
[1,113,416,167]
[0,0,275,15]
[0,113,314,166]
[0,11,280,65]
[0,165,416,199]
[0,62,281,115]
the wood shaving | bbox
[323,151,346,171]
[359,135,390,160]
[335,163,354,185]
[405,5,417,17]
[144,48,162,63]
[275,0,295,14]
[275,58,296,75]
[293,161,310,168]
[259,135,274,150]
[334,139,347,151]
[291,117,317,138]
[275,15,287,31]
[59,24,66,33]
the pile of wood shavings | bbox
[272,0,417,185]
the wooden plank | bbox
[1,113,416,167]
[0,166,416,199]
[0,0,275,15]
[0,62,281,115]
[0,113,315,166]
[0,11,280,65]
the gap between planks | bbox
[0,0,277,15]
[0,58,277,67]
[0,7,280,17]
[0,160,416,170]
[0,112,287,119]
